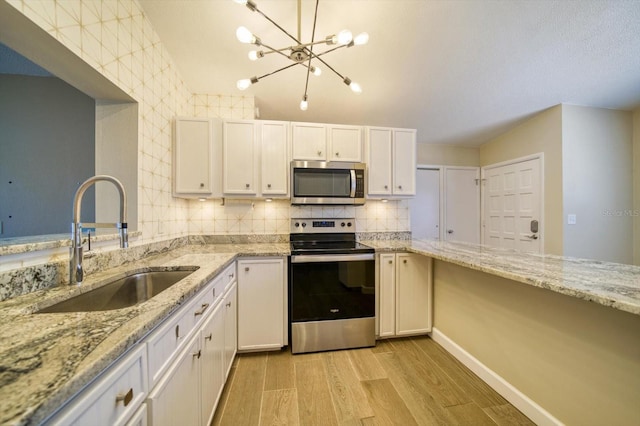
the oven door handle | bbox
[291,253,375,263]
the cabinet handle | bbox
[116,388,134,406]
[226,302,231,308]
[192,350,201,359]
[245,183,250,188]
[245,267,250,272]
[388,260,393,264]
[200,183,204,188]
[175,324,180,339]
[335,152,339,157]
[229,273,234,279]
[317,150,322,156]
[384,185,388,189]
[398,185,403,190]
[267,183,272,188]
[212,288,216,298]
[205,333,212,341]
[194,303,209,316]
[403,259,408,264]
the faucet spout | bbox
[70,175,128,285]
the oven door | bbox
[289,253,375,323]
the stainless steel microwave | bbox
[291,161,366,205]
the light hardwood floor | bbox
[212,336,535,426]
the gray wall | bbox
[562,105,633,264]
[0,74,95,238]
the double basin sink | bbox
[38,267,199,313]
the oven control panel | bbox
[291,218,354,233]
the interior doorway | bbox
[481,155,543,253]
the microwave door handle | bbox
[350,169,356,197]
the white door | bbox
[410,168,440,240]
[482,157,542,253]
[444,167,480,244]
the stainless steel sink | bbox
[37,267,199,313]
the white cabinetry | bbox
[223,120,290,198]
[237,257,287,351]
[46,345,148,426]
[378,253,432,337]
[173,117,222,198]
[291,122,363,162]
[147,334,201,426]
[366,127,417,197]
[260,120,289,196]
[223,120,257,195]
[291,122,326,161]
[328,124,362,162]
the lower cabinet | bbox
[378,253,433,337]
[223,282,237,377]
[237,257,287,351]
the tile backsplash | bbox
[5,0,410,249]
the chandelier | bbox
[233,0,369,111]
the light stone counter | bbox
[362,239,640,316]
[0,243,289,426]
[2,238,639,424]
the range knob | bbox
[341,222,346,227]
[301,222,307,227]
[294,222,300,228]
[347,222,352,227]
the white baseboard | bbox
[429,328,563,426]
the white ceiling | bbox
[139,0,640,146]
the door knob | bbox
[526,234,539,240]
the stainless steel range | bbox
[288,218,375,354]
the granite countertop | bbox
[2,238,639,424]
[0,243,289,426]
[363,239,640,316]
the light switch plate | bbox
[567,214,577,225]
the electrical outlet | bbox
[567,214,577,225]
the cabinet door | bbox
[291,122,326,160]
[328,125,362,162]
[223,120,257,194]
[378,253,396,338]
[237,258,285,351]
[261,121,289,195]
[174,117,213,195]
[366,128,393,195]
[200,302,225,426]
[147,335,201,426]
[392,129,417,196]
[223,282,237,378]
[395,253,432,335]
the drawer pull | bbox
[205,333,212,341]
[175,325,180,339]
[245,267,250,272]
[194,303,210,316]
[226,302,232,308]
[229,273,234,279]
[213,288,216,298]
[193,350,201,359]
[116,388,133,407]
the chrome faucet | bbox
[70,175,128,285]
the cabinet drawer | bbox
[221,262,236,293]
[47,345,147,426]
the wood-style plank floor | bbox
[212,336,535,426]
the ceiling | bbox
[139,0,640,146]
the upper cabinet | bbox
[365,127,416,197]
[223,119,290,198]
[260,121,289,196]
[173,117,222,198]
[291,122,327,161]
[223,120,257,195]
[291,122,362,162]
[327,125,363,162]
